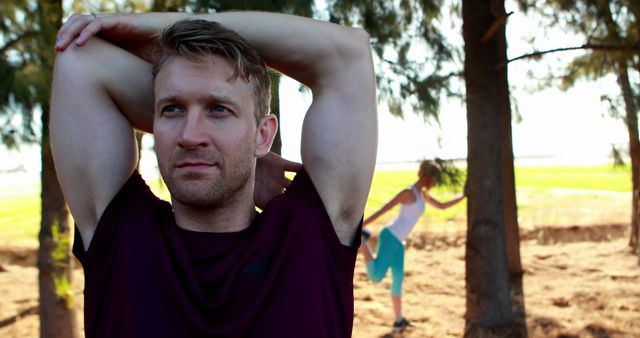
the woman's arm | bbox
[423,191,466,210]
[364,189,412,226]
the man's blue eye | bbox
[212,105,231,114]
[162,105,182,115]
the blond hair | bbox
[152,19,271,122]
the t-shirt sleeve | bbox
[72,171,160,270]
[280,167,362,255]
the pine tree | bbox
[516,0,640,260]
[327,0,526,334]
[0,0,78,337]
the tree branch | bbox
[482,11,513,43]
[507,43,640,65]
[0,31,38,56]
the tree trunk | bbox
[596,0,640,257]
[39,106,78,338]
[463,0,515,336]
[38,1,78,336]
[501,118,527,337]
[637,58,640,264]
[497,10,527,338]
[151,0,188,11]
[617,63,640,252]
[135,131,144,170]
[270,72,282,155]
[631,2,640,264]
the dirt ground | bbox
[352,225,639,338]
[0,220,638,337]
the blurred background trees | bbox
[1,0,638,337]
[515,0,639,261]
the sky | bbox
[277,2,630,166]
[0,1,634,178]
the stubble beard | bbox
[159,151,255,210]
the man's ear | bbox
[255,114,278,157]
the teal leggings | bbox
[366,227,405,296]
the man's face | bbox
[153,56,258,209]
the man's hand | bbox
[254,153,301,210]
[55,13,186,61]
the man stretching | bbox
[51,11,376,338]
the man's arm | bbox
[56,12,377,246]
[209,14,377,245]
[51,36,155,249]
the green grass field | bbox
[514,165,632,192]
[0,164,632,241]
[0,189,41,240]
[364,164,632,232]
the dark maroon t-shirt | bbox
[73,168,361,338]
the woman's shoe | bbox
[392,317,411,333]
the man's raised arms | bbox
[53,12,377,246]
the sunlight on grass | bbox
[0,164,632,242]
[0,187,41,240]
[364,169,467,233]
[364,164,631,233]
[515,165,631,192]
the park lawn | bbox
[514,165,631,192]
[0,164,632,242]
[363,164,631,232]
[0,193,41,240]
[364,168,466,232]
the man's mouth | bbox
[174,160,218,173]
[175,161,214,168]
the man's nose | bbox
[178,111,209,148]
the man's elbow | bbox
[342,27,372,60]
[52,41,93,79]
[350,27,371,49]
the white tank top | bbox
[386,186,425,241]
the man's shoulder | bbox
[266,167,325,212]
[283,167,318,198]
[95,171,170,233]
[111,171,164,206]
[73,171,172,262]
[256,167,339,240]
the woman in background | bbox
[360,160,466,333]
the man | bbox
[51,11,376,338]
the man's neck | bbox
[172,192,256,233]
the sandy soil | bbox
[0,225,637,338]
[352,226,639,338]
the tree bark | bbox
[37,1,78,337]
[637,58,640,264]
[151,0,188,11]
[497,7,527,338]
[630,0,640,263]
[463,0,515,336]
[595,0,640,257]
[135,131,144,170]
[269,72,282,155]
[501,118,527,336]
[39,106,78,338]
[617,63,640,252]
